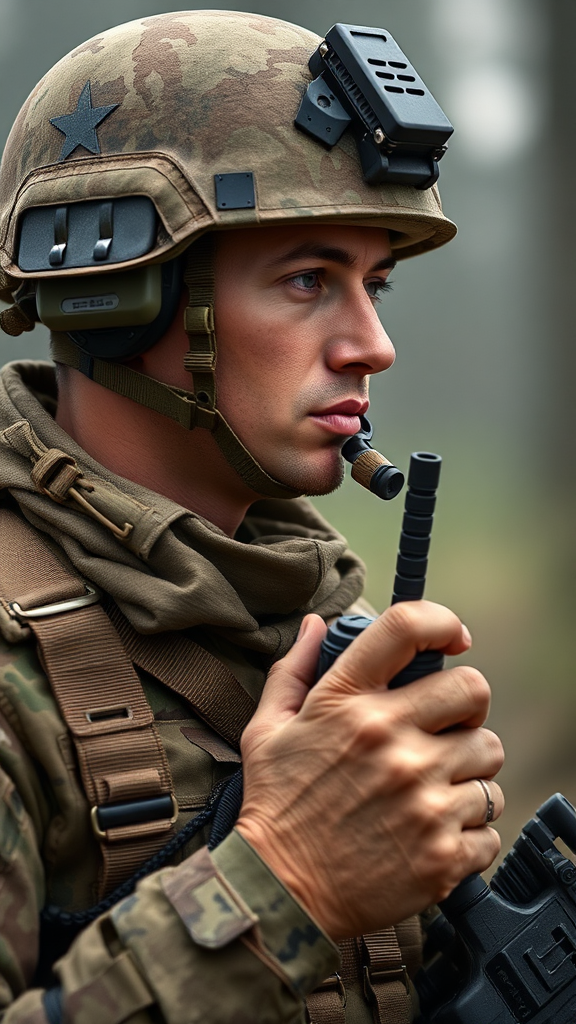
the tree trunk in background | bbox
[545,1,576,493]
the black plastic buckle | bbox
[91,793,178,839]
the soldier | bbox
[0,11,504,1023]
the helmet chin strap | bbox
[181,234,303,500]
[51,235,304,500]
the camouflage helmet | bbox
[0,10,457,499]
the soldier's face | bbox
[212,224,396,495]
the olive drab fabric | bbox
[0,10,456,293]
[0,362,366,656]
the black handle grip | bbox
[317,452,443,685]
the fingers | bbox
[455,777,505,829]
[440,726,505,788]
[398,666,494,733]
[405,779,504,906]
[319,601,471,696]
[457,825,502,882]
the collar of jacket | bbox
[0,361,365,658]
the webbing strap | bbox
[50,335,201,431]
[306,985,345,1024]
[0,509,176,898]
[183,234,217,422]
[362,928,412,1024]
[181,237,302,498]
[50,236,302,499]
[50,334,301,500]
[306,940,354,1023]
[107,603,256,750]
[307,923,417,1024]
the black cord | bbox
[41,772,237,930]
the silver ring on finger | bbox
[475,778,495,824]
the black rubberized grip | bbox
[392,452,441,605]
[316,451,443,687]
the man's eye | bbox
[365,279,393,301]
[290,272,320,291]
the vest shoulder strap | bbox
[106,601,256,750]
[0,507,176,898]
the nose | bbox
[325,290,395,376]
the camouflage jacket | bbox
[0,362,418,1024]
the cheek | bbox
[216,300,312,404]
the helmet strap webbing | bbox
[181,234,301,499]
[51,335,205,428]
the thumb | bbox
[251,614,327,728]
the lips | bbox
[315,400,369,417]
[309,399,369,437]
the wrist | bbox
[235,816,340,940]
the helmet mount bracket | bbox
[294,24,453,189]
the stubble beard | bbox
[265,440,347,496]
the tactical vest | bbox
[0,507,421,1023]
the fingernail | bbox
[462,624,472,645]
[296,617,310,642]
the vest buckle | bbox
[91,792,179,841]
[8,583,101,621]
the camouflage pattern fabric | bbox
[0,9,456,292]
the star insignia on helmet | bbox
[50,81,119,161]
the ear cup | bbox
[67,255,185,360]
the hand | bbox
[235,601,504,941]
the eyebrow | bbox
[265,243,397,273]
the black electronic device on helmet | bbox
[295,23,454,189]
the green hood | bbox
[0,360,365,658]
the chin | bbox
[268,449,346,497]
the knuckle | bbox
[453,665,491,705]
[481,728,505,769]
[386,746,429,788]
[381,601,423,640]
[421,787,449,825]
[421,833,461,887]
[265,660,283,684]
[348,701,394,750]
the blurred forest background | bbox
[1,0,575,865]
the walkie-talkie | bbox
[322,437,576,1024]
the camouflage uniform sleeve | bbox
[0,697,46,1016]
[2,829,338,1023]
[58,830,338,1023]
[0,762,45,1014]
